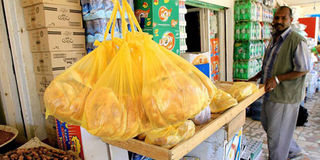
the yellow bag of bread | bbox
[144,120,195,148]
[210,89,238,113]
[44,39,115,126]
[46,0,215,141]
[142,41,216,128]
[227,82,258,101]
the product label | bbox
[159,6,172,22]
[159,32,175,50]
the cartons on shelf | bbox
[21,0,80,8]
[35,73,58,95]
[28,28,85,52]
[23,3,83,30]
[32,50,85,75]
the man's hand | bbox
[248,71,262,82]
[265,77,277,92]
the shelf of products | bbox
[233,0,274,80]
[179,0,187,54]
[81,0,134,53]
[104,82,265,160]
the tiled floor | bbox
[243,92,320,160]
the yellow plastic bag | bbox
[227,82,258,101]
[141,39,214,128]
[191,106,211,125]
[44,40,115,125]
[210,89,238,113]
[46,0,215,141]
[144,120,195,148]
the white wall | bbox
[292,3,320,17]
[199,0,233,8]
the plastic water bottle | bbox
[103,0,113,12]
[85,20,94,35]
[251,1,257,21]
[256,22,262,40]
[90,0,104,13]
[234,2,241,21]
[81,0,90,15]
[99,18,108,34]
[256,3,262,21]
[92,19,100,34]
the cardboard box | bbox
[210,38,219,81]
[23,3,83,30]
[181,52,211,78]
[33,51,85,75]
[226,110,245,141]
[28,28,85,52]
[38,93,45,114]
[35,73,58,95]
[21,0,80,8]
[56,120,84,159]
[181,52,211,65]
[45,116,58,147]
[144,27,180,55]
[134,0,179,29]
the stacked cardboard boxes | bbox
[22,0,85,152]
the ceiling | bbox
[284,0,320,6]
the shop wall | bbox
[0,95,5,124]
[0,0,46,141]
[292,3,320,17]
[226,3,234,81]
[199,0,233,8]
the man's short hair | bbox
[277,6,293,18]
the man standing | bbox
[250,6,311,160]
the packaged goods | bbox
[23,4,83,30]
[28,28,85,52]
[192,106,211,125]
[144,120,195,148]
[233,59,262,80]
[21,0,80,8]
[227,82,258,101]
[35,74,58,95]
[210,89,238,113]
[134,0,180,55]
[32,51,86,75]
[45,0,215,141]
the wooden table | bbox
[105,83,265,160]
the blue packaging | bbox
[85,20,94,35]
[90,0,104,12]
[99,18,108,34]
[195,63,210,78]
[131,153,153,160]
[104,0,113,12]
[92,19,101,34]
[81,0,89,15]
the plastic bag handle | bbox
[123,0,142,32]
[103,0,119,40]
[103,0,143,41]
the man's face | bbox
[272,8,293,33]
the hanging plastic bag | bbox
[44,38,115,126]
[227,82,258,101]
[46,0,215,141]
[210,89,238,113]
[192,106,211,125]
[81,1,149,140]
[144,120,195,148]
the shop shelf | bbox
[104,82,265,160]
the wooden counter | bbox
[105,84,265,160]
